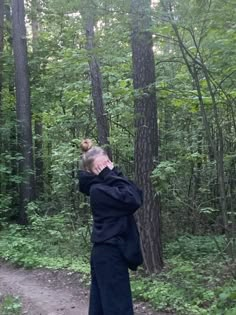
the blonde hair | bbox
[80,139,107,171]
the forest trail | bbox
[0,263,88,315]
[0,263,165,315]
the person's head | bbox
[80,139,109,173]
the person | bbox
[78,139,143,315]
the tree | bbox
[12,0,35,224]
[160,0,233,249]
[31,0,44,197]
[131,0,163,273]
[80,0,112,158]
[0,0,4,194]
[0,0,4,117]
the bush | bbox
[164,235,225,260]
[0,214,91,272]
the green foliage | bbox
[151,160,178,192]
[0,214,91,274]
[131,236,235,315]
[164,235,225,260]
[0,295,22,315]
[214,286,236,315]
[0,194,13,223]
[131,274,236,315]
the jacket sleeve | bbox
[95,167,143,214]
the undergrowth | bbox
[0,295,22,315]
[0,214,235,315]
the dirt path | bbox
[0,264,88,315]
[0,263,167,315]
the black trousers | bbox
[89,243,134,315]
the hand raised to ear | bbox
[92,156,114,175]
[93,161,107,175]
[106,160,114,170]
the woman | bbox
[78,139,143,315]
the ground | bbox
[0,262,170,315]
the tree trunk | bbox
[12,0,35,224]
[31,0,44,197]
[35,116,44,196]
[0,0,4,194]
[131,0,163,273]
[81,2,111,158]
[4,3,14,94]
[0,0,4,118]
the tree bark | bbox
[81,2,111,158]
[34,115,44,196]
[4,3,14,94]
[31,0,44,197]
[0,0,4,117]
[131,0,163,273]
[12,0,35,224]
[0,0,4,194]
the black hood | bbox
[78,170,102,196]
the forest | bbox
[0,0,235,314]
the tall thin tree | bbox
[0,0,4,116]
[0,0,4,194]
[31,0,44,197]
[80,1,111,158]
[12,0,35,224]
[131,0,163,273]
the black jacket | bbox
[78,167,143,270]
